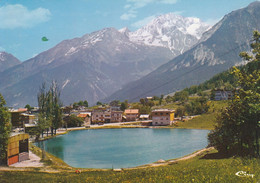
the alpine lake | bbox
[35,128,209,169]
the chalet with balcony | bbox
[151,109,175,126]
[92,108,111,124]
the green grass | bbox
[174,113,216,130]
[153,102,178,110]
[174,100,228,130]
[1,149,259,183]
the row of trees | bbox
[108,100,129,111]
[174,96,210,118]
[37,81,63,138]
[72,100,88,109]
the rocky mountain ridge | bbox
[129,13,210,54]
[104,1,260,103]
[0,52,21,72]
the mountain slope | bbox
[104,1,260,103]
[0,13,209,107]
[0,52,20,72]
[0,28,174,107]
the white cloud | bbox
[131,15,156,28]
[120,9,137,20]
[124,4,132,9]
[121,0,178,20]
[120,13,137,20]
[0,4,51,29]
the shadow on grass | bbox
[200,152,232,159]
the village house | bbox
[151,109,175,126]
[21,113,36,124]
[124,109,139,121]
[139,114,150,121]
[110,105,121,111]
[111,111,123,123]
[214,89,233,100]
[92,108,111,124]
[77,112,91,126]
[145,96,153,103]
[10,108,36,128]
[92,108,124,124]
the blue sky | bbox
[0,0,257,61]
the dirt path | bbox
[168,147,214,163]
[128,147,214,169]
[0,150,44,172]
[9,151,44,168]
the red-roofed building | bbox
[77,112,91,126]
[18,108,27,112]
[124,109,139,121]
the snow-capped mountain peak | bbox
[119,27,130,34]
[128,13,210,54]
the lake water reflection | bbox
[35,128,209,169]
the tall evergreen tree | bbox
[0,94,11,165]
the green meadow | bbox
[1,148,259,183]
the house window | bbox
[160,113,163,115]
[155,113,158,115]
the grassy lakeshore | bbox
[172,100,228,130]
[1,148,259,182]
[173,113,216,130]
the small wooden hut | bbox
[7,133,29,165]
